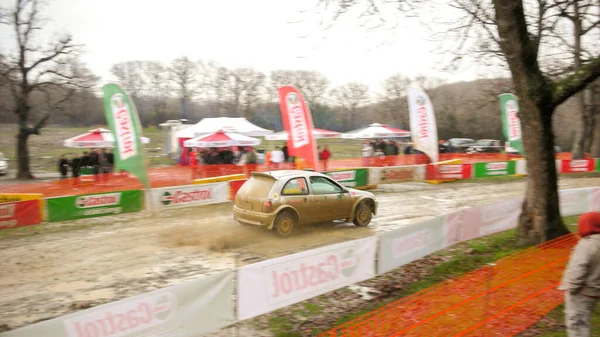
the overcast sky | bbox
[2,0,498,91]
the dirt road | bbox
[1,176,599,331]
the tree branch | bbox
[552,56,600,106]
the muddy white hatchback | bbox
[233,170,377,237]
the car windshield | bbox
[238,176,275,197]
[310,176,343,194]
[451,139,474,146]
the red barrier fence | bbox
[319,233,578,337]
[0,200,42,230]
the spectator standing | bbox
[282,145,289,163]
[319,145,331,171]
[70,153,81,178]
[270,146,285,168]
[89,149,99,175]
[58,154,69,179]
[80,151,90,169]
[559,212,600,337]
[362,141,374,166]
[106,149,114,172]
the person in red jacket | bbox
[319,145,331,171]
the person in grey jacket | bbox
[559,211,600,337]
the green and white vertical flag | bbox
[102,83,150,189]
[499,93,524,155]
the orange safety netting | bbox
[319,233,578,337]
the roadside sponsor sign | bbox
[229,180,247,200]
[237,236,377,320]
[408,87,439,163]
[379,166,415,184]
[461,197,523,241]
[0,270,234,337]
[324,169,368,188]
[278,86,319,171]
[559,188,592,216]
[596,159,600,172]
[46,190,143,222]
[591,187,600,212]
[560,159,595,173]
[473,161,516,178]
[103,83,150,190]
[500,93,524,155]
[378,217,445,274]
[426,164,472,180]
[0,193,43,204]
[0,200,41,230]
[150,183,228,209]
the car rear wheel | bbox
[274,211,296,238]
[353,200,373,227]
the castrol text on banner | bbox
[150,183,229,209]
[408,87,439,163]
[0,200,41,230]
[237,236,377,320]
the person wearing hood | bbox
[559,212,600,337]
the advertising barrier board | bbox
[443,211,464,248]
[324,169,369,188]
[461,197,523,241]
[473,161,516,178]
[46,190,143,222]
[591,187,600,211]
[559,188,592,216]
[149,183,229,209]
[0,200,41,230]
[193,174,246,185]
[0,193,43,203]
[0,270,234,337]
[596,159,600,172]
[426,163,472,181]
[378,166,415,184]
[237,236,377,321]
[515,159,527,175]
[229,180,247,200]
[560,159,596,173]
[378,217,445,274]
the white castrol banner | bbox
[378,217,445,275]
[560,187,592,216]
[515,160,526,175]
[591,187,600,212]
[150,183,229,209]
[0,270,234,337]
[460,197,523,241]
[237,236,377,321]
[443,211,464,248]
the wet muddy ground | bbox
[1,176,599,331]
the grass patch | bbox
[268,316,302,337]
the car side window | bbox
[282,177,309,196]
[309,176,343,195]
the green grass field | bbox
[0,125,366,173]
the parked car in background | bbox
[467,139,502,153]
[505,142,561,154]
[444,138,475,153]
[0,153,7,175]
[233,170,378,237]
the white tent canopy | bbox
[183,131,261,148]
[342,123,410,139]
[63,128,150,148]
[176,117,274,138]
[265,128,342,141]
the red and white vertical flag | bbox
[277,86,319,171]
[408,87,439,163]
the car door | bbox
[308,176,354,221]
[279,177,313,224]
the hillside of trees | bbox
[0,59,587,151]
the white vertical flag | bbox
[408,87,439,163]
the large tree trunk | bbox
[494,0,570,245]
[516,97,569,245]
[570,93,587,158]
[16,130,34,180]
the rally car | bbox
[233,170,378,237]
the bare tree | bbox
[110,61,146,101]
[270,70,330,105]
[169,56,200,120]
[318,0,600,244]
[330,82,370,130]
[231,68,266,119]
[378,74,412,126]
[0,0,93,179]
[145,61,170,125]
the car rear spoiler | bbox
[250,172,279,180]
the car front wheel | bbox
[273,211,296,238]
[353,200,373,227]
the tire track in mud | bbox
[1,176,599,331]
